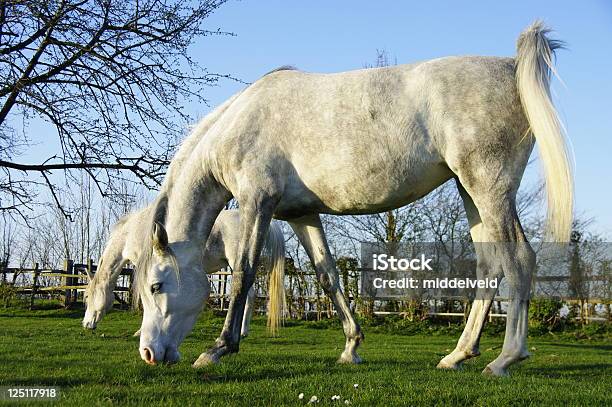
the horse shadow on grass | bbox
[187,352,419,384]
[525,363,612,379]
[541,342,612,352]
[3,377,91,387]
[244,337,332,347]
[0,310,84,319]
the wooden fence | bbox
[1,260,128,308]
[0,260,283,312]
[1,261,610,323]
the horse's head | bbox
[137,222,209,365]
[82,265,114,330]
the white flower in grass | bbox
[331,395,341,401]
[298,393,304,400]
[345,400,351,405]
[353,383,359,389]
[309,395,318,403]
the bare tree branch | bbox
[0,0,233,217]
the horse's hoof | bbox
[192,352,219,368]
[436,358,462,370]
[337,352,362,364]
[482,364,510,377]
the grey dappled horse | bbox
[134,22,572,377]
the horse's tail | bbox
[516,21,573,242]
[264,221,286,336]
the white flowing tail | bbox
[516,21,574,242]
[263,221,286,336]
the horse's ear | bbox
[152,222,169,255]
[152,194,168,225]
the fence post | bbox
[63,259,74,308]
[316,284,321,321]
[83,258,94,304]
[287,274,293,319]
[29,262,39,310]
[86,258,94,278]
[220,272,228,311]
[71,262,78,306]
[127,266,135,309]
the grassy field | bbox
[0,306,610,406]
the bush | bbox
[0,282,17,307]
[529,298,566,332]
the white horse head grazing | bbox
[136,209,286,365]
[137,221,205,365]
[83,214,137,329]
[82,261,116,329]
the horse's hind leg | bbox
[289,214,364,364]
[483,232,534,377]
[437,181,498,370]
[446,176,535,376]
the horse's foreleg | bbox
[289,214,364,364]
[193,197,274,368]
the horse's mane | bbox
[110,212,133,234]
[263,65,298,76]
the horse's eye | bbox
[150,282,162,294]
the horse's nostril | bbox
[143,347,155,365]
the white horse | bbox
[135,22,572,377]
[83,209,286,338]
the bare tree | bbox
[0,0,234,219]
[0,212,16,282]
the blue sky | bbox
[184,0,612,236]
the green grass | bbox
[0,306,610,406]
